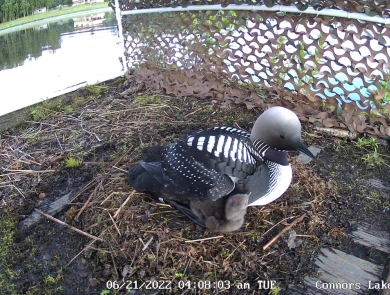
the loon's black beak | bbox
[297,142,316,159]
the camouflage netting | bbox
[114,0,390,137]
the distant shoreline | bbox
[0,3,111,34]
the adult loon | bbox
[127,106,315,229]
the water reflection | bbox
[74,13,105,28]
[0,11,122,116]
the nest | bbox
[0,77,344,294]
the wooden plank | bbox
[19,190,75,231]
[382,270,390,295]
[301,248,383,295]
[351,224,390,254]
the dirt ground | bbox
[0,76,389,295]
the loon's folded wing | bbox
[161,127,263,201]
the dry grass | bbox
[0,77,342,294]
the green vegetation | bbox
[28,92,94,122]
[29,97,65,121]
[1,0,76,24]
[269,286,281,295]
[64,157,82,168]
[86,84,105,97]
[0,217,18,294]
[355,137,388,167]
[134,95,164,105]
[355,137,378,150]
[361,148,387,167]
[0,2,109,31]
[0,0,60,23]
[44,275,57,285]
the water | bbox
[0,10,124,116]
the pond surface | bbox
[0,9,124,116]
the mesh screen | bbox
[118,0,390,18]
[118,4,390,136]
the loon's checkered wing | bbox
[161,127,263,201]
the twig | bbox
[67,239,97,267]
[35,209,104,242]
[113,190,135,219]
[84,219,110,230]
[184,107,203,118]
[182,257,192,277]
[156,241,160,266]
[75,184,99,221]
[263,213,307,251]
[4,169,55,173]
[55,133,63,150]
[260,216,293,237]
[148,210,176,216]
[223,240,245,262]
[111,252,119,278]
[184,236,224,243]
[314,126,357,139]
[142,236,153,251]
[0,180,20,186]
[108,212,121,236]
[78,112,101,142]
[69,179,96,203]
[112,166,128,173]
[15,148,42,165]
[138,237,145,248]
[9,185,26,198]
[100,191,118,205]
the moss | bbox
[86,85,106,97]
[63,105,75,114]
[64,157,82,168]
[29,97,65,121]
[269,286,281,295]
[72,96,85,107]
[44,275,57,286]
[134,95,164,105]
[0,218,18,294]
[362,148,387,167]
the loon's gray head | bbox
[250,106,315,158]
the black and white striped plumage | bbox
[161,127,264,201]
[128,127,289,205]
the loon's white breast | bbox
[248,163,292,206]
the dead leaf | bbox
[89,277,100,287]
[322,118,335,128]
[122,265,131,278]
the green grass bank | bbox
[0,2,109,31]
